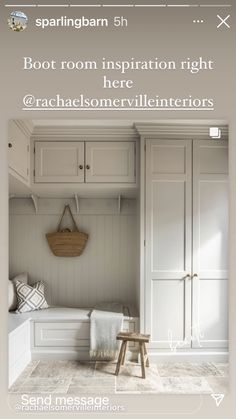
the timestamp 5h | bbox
[113,16,128,27]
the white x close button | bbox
[217,15,230,29]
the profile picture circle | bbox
[8,11,28,32]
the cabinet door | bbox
[8,120,29,183]
[145,140,192,349]
[192,140,228,349]
[85,142,135,183]
[35,142,84,183]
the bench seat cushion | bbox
[9,306,137,334]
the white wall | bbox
[9,198,138,308]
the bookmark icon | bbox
[211,393,225,407]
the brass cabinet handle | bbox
[79,165,83,170]
[8,142,13,148]
[184,274,191,280]
[192,273,199,279]
[86,165,90,170]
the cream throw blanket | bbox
[90,302,124,360]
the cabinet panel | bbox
[8,121,29,183]
[9,321,31,387]
[199,146,228,174]
[34,319,138,350]
[35,142,84,183]
[9,322,30,367]
[192,140,228,348]
[152,181,186,272]
[151,279,191,348]
[151,144,186,174]
[85,142,135,183]
[35,322,90,347]
[192,279,228,348]
[198,181,228,273]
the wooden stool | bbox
[115,332,150,379]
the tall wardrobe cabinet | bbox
[142,137,228,359]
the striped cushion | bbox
[15,280,49,313]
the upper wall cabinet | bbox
[35,142,85,183]
[8,121,30,185]
[35,141,136,184]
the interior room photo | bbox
[8,119,229,395]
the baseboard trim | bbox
[31,348,228,363]
[147,350,229,363]
[31,348,138,362]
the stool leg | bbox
[144,343,150,367]
[115,341,125,376]
[121,341,127,366]
[139,342,146,379]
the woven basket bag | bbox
[46,205,89,257]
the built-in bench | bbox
[8,306,139,387]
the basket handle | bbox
[57,205,79,232]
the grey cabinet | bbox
[8,121,30,185]
[145,139,228,350]
[35,141,136,184]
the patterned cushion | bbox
[15,280,49,313]
[9,272,28,311]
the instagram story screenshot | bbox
[0,0,235,418]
